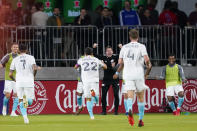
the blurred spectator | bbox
[119,0,141,26]
[74,8,91,25]
[47,8,65,26]
[89,5,103,25]
[25,5,37,25]
[140,9,157,25]
[188,3,197,26]
[96,7,113,29]
[147,4,159,24]
[137,5,145,18]
[108,8,119,25]
[171,1,187,28]
[158,0,177,25]
[14,7,25,26]
[32,2,48,26]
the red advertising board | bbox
[7,80,197,114]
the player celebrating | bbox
[9,43,39,124]
[159,54,186,116]
[0,43,19,116]
[113,29,152,127]
[75,47,107,119]
[75,66,84,115]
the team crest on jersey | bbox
[17,81,48,114]
[182,80,197,112]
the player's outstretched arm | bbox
[74,64,79,69]
[144,55,152,80]
[113,58,124,79]
[9,70,15,82]
[102,62,107,70]
[0,64,3,69]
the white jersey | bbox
[119,42,148,80]
[77,55,104,83]
[10,54,36,88]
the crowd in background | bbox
[0,0,196,28]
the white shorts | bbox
[122,81,127,94]
[16,87,35,100]
[4,80,17,94]
[124,79,149,92]
[166,85,184,96]
[77,82,83,94]
[83,82,99,98]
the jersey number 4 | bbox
[127,50,135,60]
[82,62,97,71]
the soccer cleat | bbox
[2,106,7,116]
[128,110,135,126]
[173,110,177,116]
[90,116,95,120]
[91,89,96,97]
[125,112,129,116]
[75,107,84,115]
[138,120,144,127]
[23,115,29,124]
[23,95,28,108]
[10,111,18,117]
[176,108,181,116]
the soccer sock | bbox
[168,101,176,111]
[177,97,184,109]
[12,98,19,112]
[127,98,133,112]
[87,101,94,118]
[19,102,27,116]
[28,99,33,106]
[77,96,82,108]
[124,98,129,113]
[138,102,145,120]
[94,96,99,104]
[3,96,9,107]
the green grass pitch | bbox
[0,113,196,131]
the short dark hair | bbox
[80,8,86,12]
[85,47,93,55]
[125,0,131,5]
[129,29,139,40]
[11,42,19,47]
[35,2,44,11]
[164,0,172,10]
[168,53,175,58]
[19,43,27,52]
[106,46,113,50]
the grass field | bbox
[0,113,196,131]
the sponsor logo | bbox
[17,0,22,8]
[74,0,80,8]
[182,80,197,112]
[45,0,51,8]
[103,0,109,7]
[17,81,48,114]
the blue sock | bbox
[3,97,9,107]
[19,102,27,116]
[77,96,82,107]
[87,101,94,118]
[138,102,145,120]
[168,101,176,111]
[12,98,19,112]
[127,98,133,112]
[124,99,128,113]
[28,99,33,106]
[178,97,184,108]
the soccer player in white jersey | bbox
[9,43,39,124]
[113,29,152,127]
[75,47,107,119]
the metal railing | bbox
[0,25,196,67]
[184,26,197,66]
[103,25,182,65]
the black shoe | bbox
[114,112,118,115]
[101,112,107,115]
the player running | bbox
[159,54,186,116]
[75,47,107,119]
[0,43,19,116]
[75,66,85,115]
[9,43,39,124]
[113,29,152,127]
